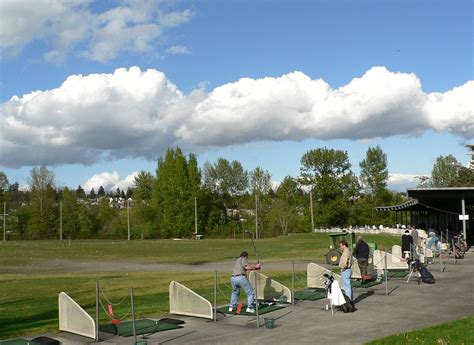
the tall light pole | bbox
[194,196,198,236]
[255,194,258,239]
[310,191,315,232]
[127,199,131,241]
[60,201,63,241]
[3,202,6,244]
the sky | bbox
[0,0,473,193]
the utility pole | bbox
[127,199,131,241]
[255,194,258,239]
[194,197,198,235]
[3,202,6,244]
[310,191,315,232]
[60,201,63,240]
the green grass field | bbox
[0,232,463,341]
[365,317,474,345]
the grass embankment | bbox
[0,233,398,339]
[365,317,474,345]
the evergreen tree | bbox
[97,185,105,197]
[76,185,86,199]
[89,188,96,199]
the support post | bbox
[461,197,467,241]
[60,201,63,241]
[452,239,456,264]
[130,287,137,344]
[292,261,295,305]
[254,271,260,328]
[214,270,217,322]
[310,191,314,232]
[95,281,99,342]
[127,199,131,241]
[384,249,388,295]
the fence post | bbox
[131,287,137,344]
[95,281,99,342]
[384,249,388,295]
[214,270,217,322]
[292,261,295,305]
[254,272,260,328]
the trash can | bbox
[264,317,275,329]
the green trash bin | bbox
[264,317,275,329]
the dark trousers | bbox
[358,258,369,276]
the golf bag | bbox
[418,266,435,284]
[322,274,357,313]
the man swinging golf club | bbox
[229,251,261,313]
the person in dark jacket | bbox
[401,230,413,258]
[354,236,370,276]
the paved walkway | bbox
[19,250,474,344]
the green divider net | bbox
[216,304,285,316]
[99,319,181,337]
[294,289,326,301]
[0,340,40,345]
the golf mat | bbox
[217,304,285,316]
[0,340,40,345]
[352,280,382,288]
[99,319,182,337]
[294,289,326,301]
[386,271,409,278]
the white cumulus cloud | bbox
[83,171,139,193]
[0,66,472,168]
[0,0,193,62]
[387,173,420,191]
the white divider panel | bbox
[169,281,213,319]
[373,250,408,270]
[352,258,362,279]
[392,245,402,258]
[248,271,292,303]
[58,292,96,339]
[307,263,343,289]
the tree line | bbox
[1,147,472,240]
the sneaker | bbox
[228,307,234,312]
[246,307,255,313]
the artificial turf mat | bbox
[217,304,285,316]
[352,280,382,288]
[294,289,326,301]
[386,271,409,278]
[0,340,40,345]
[99,319,181,337]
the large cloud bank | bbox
[1,66,473,167]
[0,0,192,62]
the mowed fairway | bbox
[0,233,400,339]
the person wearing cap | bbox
[229,251,261,313]
[402,229,413,259]
[339,240,353,300]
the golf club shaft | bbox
[250,235,259,263]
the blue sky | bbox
[0,0,473,192]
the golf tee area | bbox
[1,233,473,344]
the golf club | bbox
[244,230,260,263]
